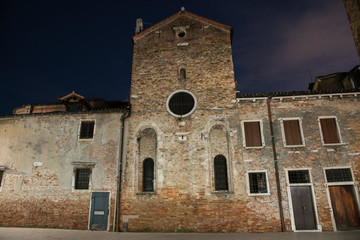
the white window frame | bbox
[71,162,95,192]
[246,170,270,196]
[323,166,355,186]
[318,116,343,146]
[279,117,305,147]
[166,89,197,118]
[78,119,96,141]
[241,120,265,149]
[285,168,321,232]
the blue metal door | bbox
[89,192,109,230]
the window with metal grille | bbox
[288,170,310,184]
[248,172,268,194]
[143,158,154,192]
[167,90,196,118]
[79,121,95,139]
[282,119,303,146]
[214,155,228,191]
[243,121,263,147]
[75,168,90,189]
[319,118,340,144]
[325,168,353,182]
[0,170,3,187]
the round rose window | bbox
[166,90,197,118]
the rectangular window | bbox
[319,117,341,144]
[288,170,310,184]
[75,168,91,189]
[243,121,264,148]
[248,172,268,194]
[281,119,304,146]
[79,121,95,139]
[0,170,3,187]
[325,168,352,182]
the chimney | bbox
[135,18,143,34]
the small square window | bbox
[248,172,268,194]
[281,119,304,147]
[288,170,310,184]
[242,121,264,148]
[0,170,4,187]
[79,121,95,139]
[325,168,352,182]
[75,168,91,189]
[319,117,341,144]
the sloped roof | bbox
[58,91,85,101]
[132,9,232,42]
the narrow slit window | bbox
[75,168,91,189]
[282,119,303,146]
[319,118,340,144]
[143,158,154,192]
[214,155,228,191]
[243,121,263,147]
[0,170,4,187]
[248,172,268,194]
[80,121,95,139]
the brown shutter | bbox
[283,120,302,145]
[320,118,339,144]
[244,122,262,147]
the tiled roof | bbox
[236,89,360,98]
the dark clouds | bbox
[233,0,359,93]
[0,0,358,115]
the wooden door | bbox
[290,186,317,230]
[329,185,360,230]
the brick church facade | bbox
[0,8,360,232]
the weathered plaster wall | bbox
[0,112,124,229]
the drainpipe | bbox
[114,104,131,232]
[266,97,285,232]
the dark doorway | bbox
[290,186,317,230]
[329,185,360,230]
[89,192,109,230]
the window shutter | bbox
[320,118,339,144]
[283,120,302,145]
[244,122,262,147]
[214,155,228,191]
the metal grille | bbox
[214,155,228,191]
[168,92,195,116]
[249,172,267,193]
[80,121,95,139]
[143,158,154,192]
[288,170,310,184]
[75,168,90,189]
[326,169,352,182]
[0,170,3,187]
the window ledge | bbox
[284,145,305,148]
[323,143,346,147]
[248,193,270,196]
[244,146,265,149]
[211,191,234,195]
[136,192,156,196]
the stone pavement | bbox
[0,228,359,240]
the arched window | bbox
[214,155,228,191]
[143,158,154,192]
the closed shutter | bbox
[244,122,262,147]
[283,120,302,145]
[320,118,339,144]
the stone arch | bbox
[137,128,157,192]
[209,124,232,191]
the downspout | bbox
[267,97,285,232]
[114,104,131,232]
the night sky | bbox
[0,0,359,116]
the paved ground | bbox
[0,228,359,240]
